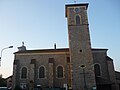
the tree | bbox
[0,74,7,87]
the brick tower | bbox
[65,3,96,90]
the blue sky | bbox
[0,0,120,78]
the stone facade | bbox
[13,49,70,89]
[12,48,120,90]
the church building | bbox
[12,3,120,90]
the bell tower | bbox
[65,3,96,90]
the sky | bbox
[0,0,120,78]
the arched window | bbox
[75,15,81,25]
[21,67,27,79]
[39,66,45,78]
[94,64,101,77]
[57,66,64,78]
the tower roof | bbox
[65,3,89,17]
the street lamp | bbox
[0,46,13,66]
[80,64,87,90]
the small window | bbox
[39,66,45,78]
[67,57,70,63]
[75,15,81,25]
[57,66,64,78]
[21,67,27,79]
[94,64,101,77]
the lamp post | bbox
[0,46,13,66]
[80,64,87,90]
